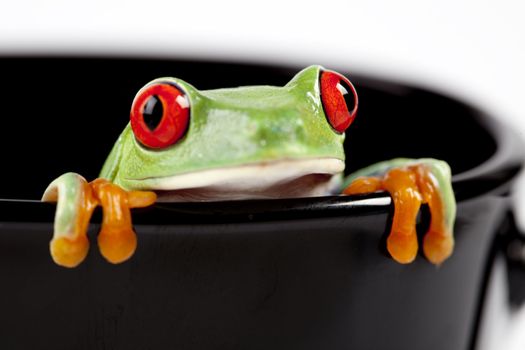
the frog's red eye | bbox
[130,82,190,149]
[320,70,358,133]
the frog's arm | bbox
[42,166,156,268]
[342,158,456,265]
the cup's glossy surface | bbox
[0,57,522,350]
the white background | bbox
[1,0,523,135]
[1,0,524,348]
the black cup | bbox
[0,57,523,350]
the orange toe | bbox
[387,231,419,264]
[50,235,90,268]
[423,231,454,265]
[97,228,137,264]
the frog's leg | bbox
[342,158,455,265]
[42,173,97,268]
[43,174,156,267]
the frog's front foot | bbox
[343,160,456,265]
[42,173,156,268]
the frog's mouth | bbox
[130,158,345,202]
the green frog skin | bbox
[42,65,456,268]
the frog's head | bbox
[101,65,358,201]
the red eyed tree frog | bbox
[42,65,456,268]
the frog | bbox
[42,65,456,268]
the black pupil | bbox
[338,80,356,112]
[143,95,163,131]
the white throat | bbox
[131,158,345,202]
